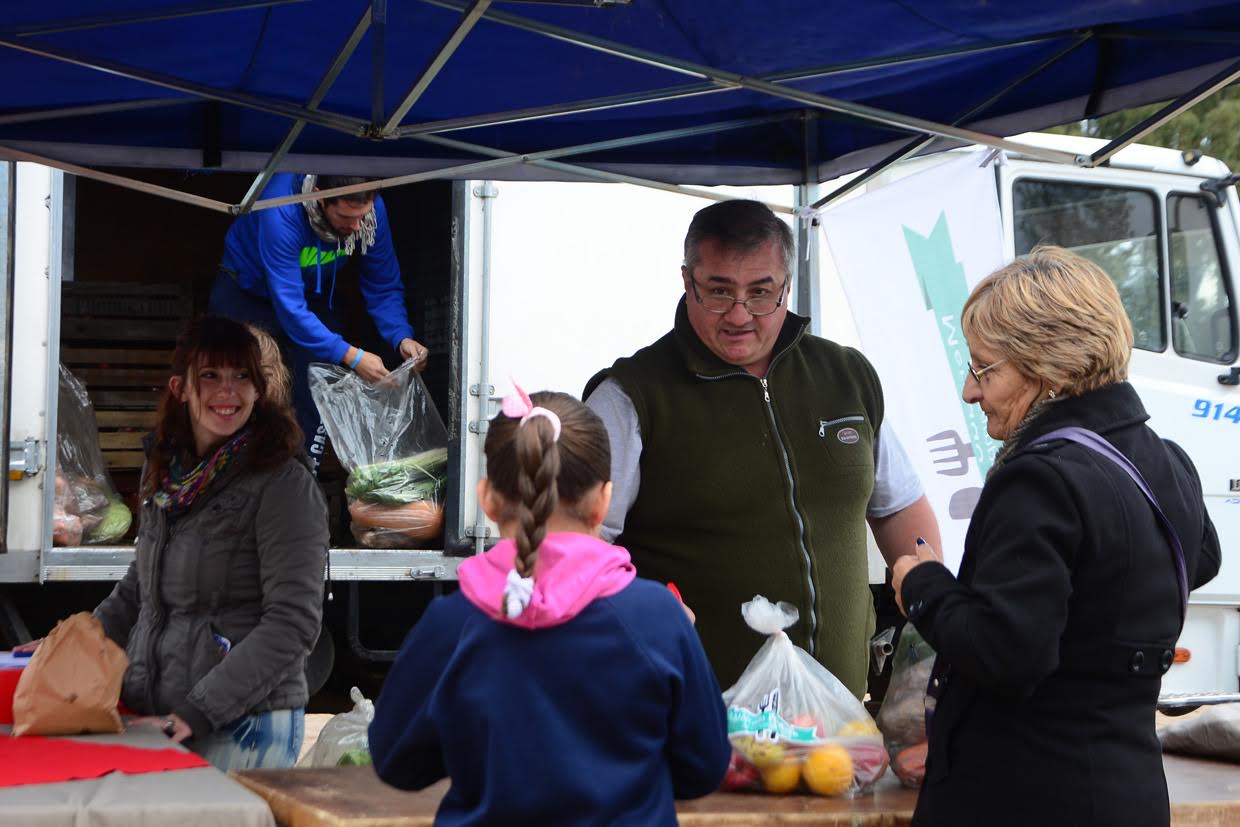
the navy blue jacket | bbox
[370,579,730,826]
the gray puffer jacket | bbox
[95,449,328,738]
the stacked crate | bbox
[59,282,192,510]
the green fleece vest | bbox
[585,300,883,696]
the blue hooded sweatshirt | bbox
[220,173,414,363]
[370,533,730,826]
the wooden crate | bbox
[60,282,192,480]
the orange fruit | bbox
[802,744,854,796]
[760,760,801,794]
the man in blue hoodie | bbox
[209,174,428,473]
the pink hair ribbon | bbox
[500,380,561,442]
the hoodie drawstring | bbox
[315,240,323,295]
[328,248,338,309]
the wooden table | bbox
[233,754,1240,827]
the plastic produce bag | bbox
[875,624,936,788]
[55,365,133,545]
[298,687,374,767]
[12,612,128,736]
[721,596,888,797]
[309,361,448,548]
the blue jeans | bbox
[208,272,335,475]
[190,708,305,771]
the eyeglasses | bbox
[967,358,1006,384]
[689,278,788,317]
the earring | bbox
[1047,389,1057,399]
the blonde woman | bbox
[892,247,1220,827]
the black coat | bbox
[901,382,1221,827]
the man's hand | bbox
[398,338,429,373]
[891,538,940,617]
[354,351,390,383]
[13,637,42,654]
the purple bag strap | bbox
[1031,426,1188,620]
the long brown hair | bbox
[483,391,611,591]
[142,316,303,497]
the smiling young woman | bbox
[87,316,330,771]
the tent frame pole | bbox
[239,6,374,213]
[395,31,1076,138]
[0,144,234,213]
[419,0,1086,166]
[0,37,367,136]
[4,0,305,37]
[255,112,801,212]
[814,32,1093,209]
[0,99,190,127]
[1086,57,1240,167]
[382,0,492,134]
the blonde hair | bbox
[245,324,292,409]
[962,246,1132,396]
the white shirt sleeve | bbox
[867,419,924,518]
[584,378,642,543]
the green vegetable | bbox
[337,748,372,766]
[86,498,133,544]
[345,447,448,505]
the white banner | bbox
[820,151,1007,573]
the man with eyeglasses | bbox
[584,199,941,697]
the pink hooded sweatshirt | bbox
[457,532,637,629]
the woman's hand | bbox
[398,338,429,373]
[130,713,192,743]
[892,538,941,617]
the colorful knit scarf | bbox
[153,429,252,513]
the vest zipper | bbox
[758,376,818,656]
[693,361,819,657]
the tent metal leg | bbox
[0,99,190,128]
[1088,57,1240,167]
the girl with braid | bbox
[370,384,730,825]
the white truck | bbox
[0,133,1235,704]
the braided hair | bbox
[483,391,611,592]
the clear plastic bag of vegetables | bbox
[875,624,935,788]
[54,365,133,546]
[722,596,888,797]
[309,360,448,548]
[297,686,374,767]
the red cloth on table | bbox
[0,668,20,725]
[0,735,209,787]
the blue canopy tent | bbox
[0,0,1239,214]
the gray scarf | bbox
[301,174,378,256]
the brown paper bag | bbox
[12,611,128,736]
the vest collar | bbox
[671,295,811,379]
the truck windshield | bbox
[1013,179,1163,352]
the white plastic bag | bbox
[721,596,888,796]
[298,687,374,767]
